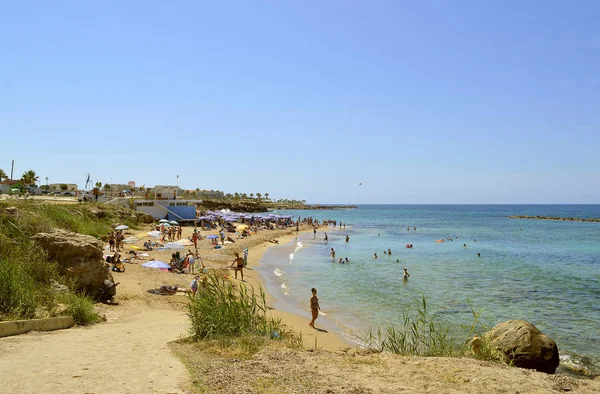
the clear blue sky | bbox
[1,1,598,203]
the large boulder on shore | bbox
[33,228,109,296]
[485,320,560,374]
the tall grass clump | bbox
[187,272,284,341]
[63,292,101,325]
[0,259,38,319]
[358,295,459,357]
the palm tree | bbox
[21,170,39,187]
[256,193,262,201]
[95,181,102,188]
[234,192,240,200]
[265,192,269,201]
[241,193,248,200]
[250,193,254,199]
[0,169,7,182]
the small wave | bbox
[297,242,303,248]
[319,311,327,316]
[281,283,287,289]
[274,268,284,277]
[289,253,294,260]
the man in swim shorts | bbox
[230,252,245,281]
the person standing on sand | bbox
[108,232,115,252]
[309,288,320,328]
[230,252,245,281]
[313,228,316,238]
[192,230,199,249]
[243,247,249,267]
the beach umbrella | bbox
[147,230,161,237]
[236,224,248,230]
[206,235,218,239]
[169,220,179,225]
[142,260,171,269]
[114,225,129,230]
[162,223,171,227]
[159,219,169,223]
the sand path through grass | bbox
[0,304,190,393]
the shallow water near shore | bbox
[257,205,600,373]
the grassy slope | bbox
[0,200,145,321]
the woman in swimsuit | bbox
[309,288,320,328]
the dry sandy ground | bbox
[172,345,600,394]
[0,301,189,393]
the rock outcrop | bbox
[484,320,560,374]
[33,229,109,297]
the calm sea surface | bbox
[256,205,600,373]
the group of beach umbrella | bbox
[197,210,294,223]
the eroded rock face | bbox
[33,229,109,296]
[485,320,560,374]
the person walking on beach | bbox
[324,233,328,243]
[230,252,245,281]
[329,248,335,260]
[309,288,320,329]
[313,228,316,238]
[346,235,349,242]
[243,247,249,267]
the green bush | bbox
[187,272,284,341]
[64,292,100,325]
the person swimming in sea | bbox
[387,248,392,255]
[345,257,349,263]
[338,258,343,264]
[346,235,349,242]
[403,267,410,280]
[374,253,378,259]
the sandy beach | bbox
[134,222,352,352]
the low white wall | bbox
[0,316,75,338]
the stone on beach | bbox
[484,319,560,374]
[33,228,110,297]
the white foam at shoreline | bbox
[274,268,284,277]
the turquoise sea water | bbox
[256,205,600,373]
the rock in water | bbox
[485,320,560,374]
[33,229,109,297]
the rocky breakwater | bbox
[508,215,600,222]
[33,229,109,297]
[473,319,560,374]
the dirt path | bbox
[0,303,190,393]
